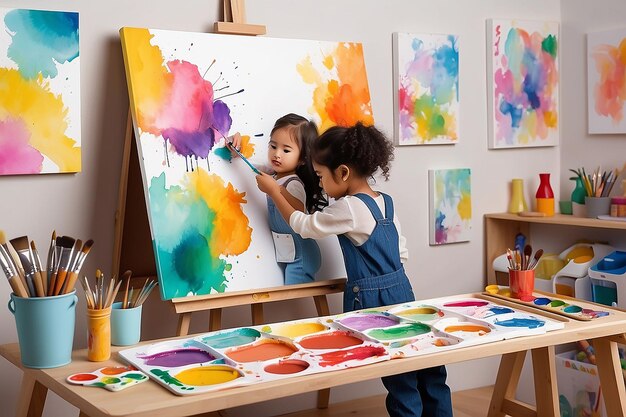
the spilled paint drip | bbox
[338,314,398,331]
[494,318,545,329]
[317,346,387,367]
[367,323,431,341]
[200,328,260,349]
[139,348,215,367]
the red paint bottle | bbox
[535,173,555,216]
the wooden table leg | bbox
[177,312,192,336]
[531,346,558,417]
[488,350,527,417]
[313,294,331,409]
[251,304,264,325]
[16,373,47,417]
[209,308,222,332]
[593,337,626,417]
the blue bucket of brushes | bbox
[8,290,78,368]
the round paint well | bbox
[200,328,260,349]
[298,331,363,350]
[549,300,567,308]
[367,323,431,341]
[270,322,327,339]
[395,307,439,321]
[140,348,216,367]
[338,314,398,331]
[563,305,582,313]
[175,366,241,386]
[226,339,298,363]
[69,373,98,382]
[533,297,551,306]
[100,366,131,375]
[264,359,310,375]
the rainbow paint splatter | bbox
[429,168,471,245]
[0,8,81,175]
[394,33,459,145]
[488,19,559,148]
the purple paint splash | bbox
[338,314,398,331]
[139,348,215,367]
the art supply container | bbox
[559,200,573,215]
[509,269,535,299]
[111,302,142,346]
[8,290,78,368]
[535,173,555,216]
[585,196,611,218]
[508,179,528,214]
[87,307,111,361]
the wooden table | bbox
[2,293,626,417]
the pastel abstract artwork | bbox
[393,32,459,145]
[487,19,559,148]
[120,27,371,299]
[587,28,626,134]
[0,8,80,175]
[428,168,471,245]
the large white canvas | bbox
[120,28,370,299]
[393,32,459,145]
[587,28,626,134]
[487,19,559,149]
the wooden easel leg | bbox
[78,412,91,417]
[488,351,527,417]
[177,312,192,336]
[251,304,264,325]
[209,308,222,331]
[531,346,558,417]
[593,337,626,417]
[313,294,331,409]
[16,373,47,417]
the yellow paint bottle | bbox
[87,307,111,361]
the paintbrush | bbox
[46,230,56,292]
[9,236,40,297]
[0,242,29,298]
[62,239,94,294]
[0,231,28,295]
[52,236,77,296]
[222,133,262,174]
[30,241,46,295]
[133,279,157,307]
[122,270,132,309]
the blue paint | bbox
[213,146,233,161]
[563,305,582,313]
[5,9,79,79]
[199,328,260,349]
[431,35,459,103]
[494,318,545,329]
[533,297,551,306]
[489,307,514,315]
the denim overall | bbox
[338,193,452,417]
[267,177,321,285]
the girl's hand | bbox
[226,132,243,158]
[256,172,281,197]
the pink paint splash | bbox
[592,39,626,123]
[0,118,43,175]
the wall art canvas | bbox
[428,168,471,245]
[120,27,371,299]
[393,32,459,145]
[487,19,559,149]
[0,8,80,175]
[587,28,626,134]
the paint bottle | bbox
[535,173,555,216]
[508,179,528,214]
[87,307,111,361]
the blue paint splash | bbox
[494,318,545,329]
[5,9,79,79]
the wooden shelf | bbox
[484,212,626,285]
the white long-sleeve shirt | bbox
[289,194,409,263]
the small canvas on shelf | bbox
[428,168,471,245]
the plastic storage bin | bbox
[588,250,626,308]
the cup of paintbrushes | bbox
[111,278,156,346]
[508,268,535,300]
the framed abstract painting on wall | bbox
[587,27,626,134]
[428,168,471,246]
[487,19,559,149]
[393,32,459,145]
[120,27,370,299]
[0,8,81,175]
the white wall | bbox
[0,1,564,416]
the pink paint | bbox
[338,314,398,331]
[443,300,488,308]
[0,118,43,175]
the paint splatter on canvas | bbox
[120,27,371,299]
[393,33,459,145]
[487,19,559,148]
[0,8,80,175]
[587,28,626,134]
[428,169,471,245]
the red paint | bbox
[443,300,488,307]
[317,346,386,367]
[226,340,298,363]
[264,359,310,375]
[298,331,363,350]
[69,373,98,382]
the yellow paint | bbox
[186,169,252,257]
[175,366,240,386]
[0,68,80,172]
[272,322,327,339]
[457,193,471,220]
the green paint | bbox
[542,35,558,58]
[151,369,185,387]
[124,373,147,381]
[367,323,431,341]
[213,146,233,161]
[550,300,566,307]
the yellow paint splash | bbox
[175,366,240,386]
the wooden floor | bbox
[277,386,494,417]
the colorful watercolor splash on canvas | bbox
[395,33,459,145]
[490,20,559,147]
[0,8,80,174]
[591,37,626,125]
[429,168,471,245]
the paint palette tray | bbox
[67,366,148,392]
[119,338,253,395]
[195,327,262,350]
[387,304,446,322]
[387,331,463,359]
[484,289,610,321]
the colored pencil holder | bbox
[509,269,535,300]
[8,290,78,368]
[111,302,142,346]
[87,307,111,361]
[585,196,611,218]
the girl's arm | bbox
[257,172,296,221]
[281,185,305,212]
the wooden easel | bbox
[113,0,343,409]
